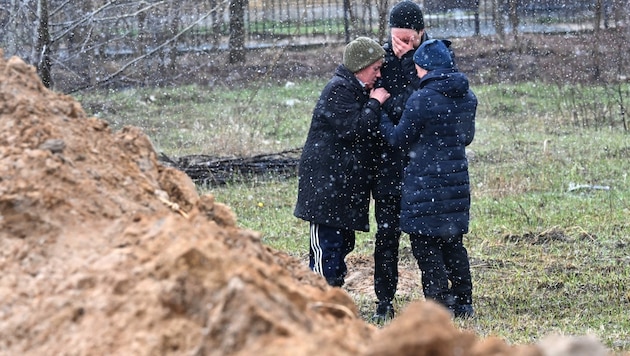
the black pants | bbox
[410,234,473,307]
[373,194,402,303]
[309,223,355,287]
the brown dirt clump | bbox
[0,49,370,355]
[0,50,610,355]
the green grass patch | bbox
[77,80,326,156]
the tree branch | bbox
[68,3,226,94]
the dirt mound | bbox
[0,50,608,355]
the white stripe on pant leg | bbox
[310,223,324,276]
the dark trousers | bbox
[309,223,355,287]
[373,194,402,303]
[410,234,473,307]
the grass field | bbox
[77,80,630,353]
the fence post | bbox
[594,0,603,32]
[474,0,480,36]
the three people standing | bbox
[295,1,476,321]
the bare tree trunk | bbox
[376,0,389,44]
[229,0,246,64]
[4,0,19,56]
[35,0,53,88]
[211,0,223,46]
[492,0,505,40]
[137,2,148,56]
[508,0,518,41]
[79,1,96,88]
[168,0,180,71]
[343,0,351,43]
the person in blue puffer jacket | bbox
[379,38,477,318]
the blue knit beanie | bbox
[413,39,453,71]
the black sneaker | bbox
[325,276,344,287]
[452,304,475,318]
[371,301,395,323]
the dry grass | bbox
[77,75,630,354]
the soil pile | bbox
[0,51,607,355]
[0,49,370,355]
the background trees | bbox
[1,0,231,90]
[1,0,627,93]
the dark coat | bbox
[379,33,457,123]
[294,65,381,232]
[380,68,477,237]
[373,34,428,198]
[379,39,424,123]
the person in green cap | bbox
[294,37,390,287]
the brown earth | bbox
[0,30,622,356]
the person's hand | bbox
[392,34,415,59]
[370,87,390,105]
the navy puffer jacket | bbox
[294,65,381,232]
[371,34,429,198]
[378,34,428,123]
[380,68,477,237]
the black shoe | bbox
[452,304,475,318]
[371,301,395,323]
[325,276,344,287]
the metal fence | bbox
[240,0,623,46]
[0,0,626,90]
[1,0,625,57]
[181,0,625,49]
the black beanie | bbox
[389,1,424,31]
